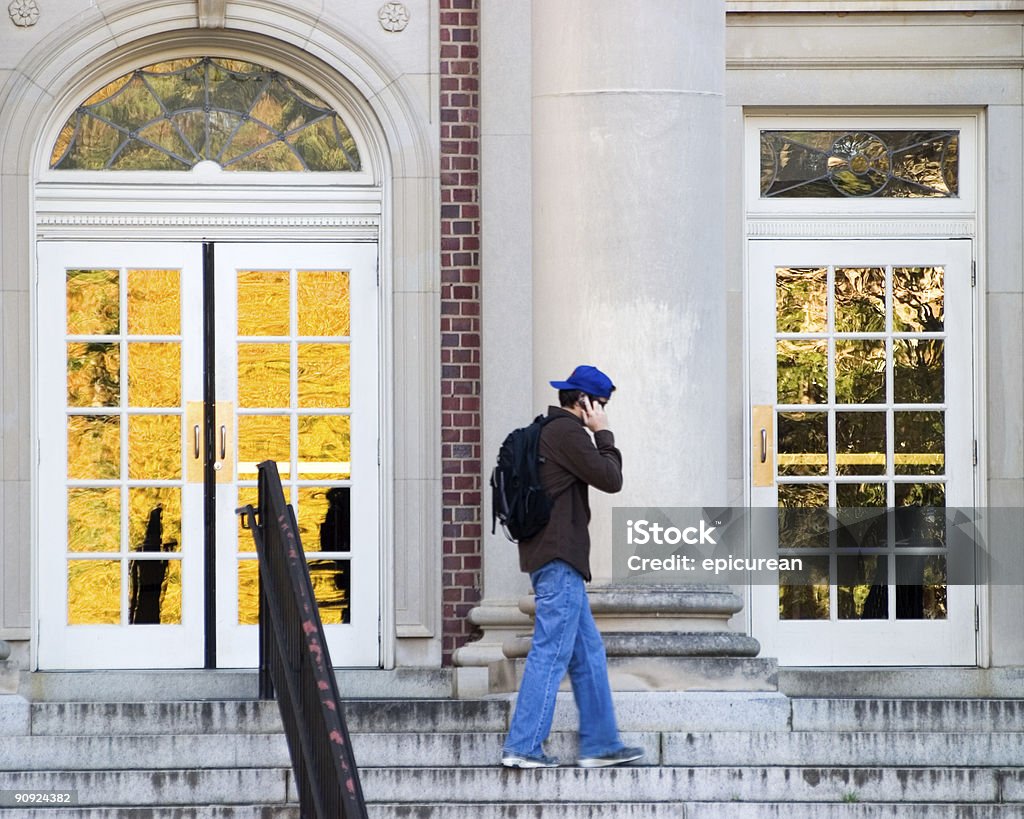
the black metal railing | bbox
[237,459,368,819]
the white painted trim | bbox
[727,2,1024,12]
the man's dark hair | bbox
[559,387,615,408]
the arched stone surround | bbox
[0,0,441,668]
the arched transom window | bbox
[50,57,361,172]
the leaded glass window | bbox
[760,131,958,199]
[50,58,361,172]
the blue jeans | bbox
[502,559,623,759]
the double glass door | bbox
[749,239,976,665]
[37,241,380,669]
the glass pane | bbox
[836,411,886,476]
[128,343,181,408]
[238,415,290,479]
[835,267,885,332]
[835,340,886,404]
[894,505,946,550]
[298,270,350,336]
[893,266,944,332]
[895,482,945,508]
[67,269,119,335]
[299,486,351,552]
[838,555,888,620]
[779,556,830,620]
[837,482,887,507]
[68,415,120,480]
[68,488,120,553]
[238,343,290,408]
[298,344,350,408]
[128,488,181,553]
[894,339,944,403]
[68,560,120,625]
[129,559,182,624]
[238,559,259,625]
[128,269,180,335]
[128,414,181,480]
[776,340,826,405]
[777,411,827,476]
[778,489,830,550]
[776,267,827,333]
[67,342,120,407]
[309,560,351,624]
[896,555,947,620]
[760,130,959,198]
[51,57,360,171]
[237,270,290,336]
[298,415,351,480]
[895,410,944,475]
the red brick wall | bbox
[440,0,482,665]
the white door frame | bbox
[36,239,382,669]
[747,238,977,666]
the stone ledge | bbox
[489,656,778,694]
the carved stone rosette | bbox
[378,2,409,33]
[8,0,39,27]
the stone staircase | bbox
[3,689,1024,816]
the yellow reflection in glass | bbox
[298,486,351,553]
[236,485,290,552]
[68,560,120,624]
[238,559,260,624]
[128,343,181,408]
[776,412,827,477]
[776,267,827,333]
[128,269,180,335]
[67,342,120,407]
[838,554,888,620]
[68,415,120,480]
[68,488,120,553]
[128,488,182,553]
[779,556,830,620]
[298,270,350,336]
[298,415,350,480]
[298,344,350,408]
[67,269,119,335]
[309,559,350,624]
[128,414,181,480]
[238,271,289,336]
[776,340,826,405]
[129,559,182,624]
[238,414,291,479]
[238,343,290,408]
[835,267,885,333]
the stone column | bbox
[523,0,765,687]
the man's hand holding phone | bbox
[579,395,610,433]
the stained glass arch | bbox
[49,57,361,172]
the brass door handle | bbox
[752,405,774,487]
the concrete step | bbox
[793,698,1024,732]
[0,769,292,807]
[358,766,1024,804]
[1,731,661,770]
[666,730,1024,767]
[3,806,1023,819]
[0,809,297,819]
[6,766,1024,806]
[27,699,508,736]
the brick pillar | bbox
[440,0,482,665]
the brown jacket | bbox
[517,406,623,581]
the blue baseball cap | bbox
[549,365,616,399]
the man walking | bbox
[501,365,645,769]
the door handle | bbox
[194,424,201,459]
[213,401,234,484]
[752,405,774,487]
[220,425,227,460]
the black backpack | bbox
[490,414,558,542]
